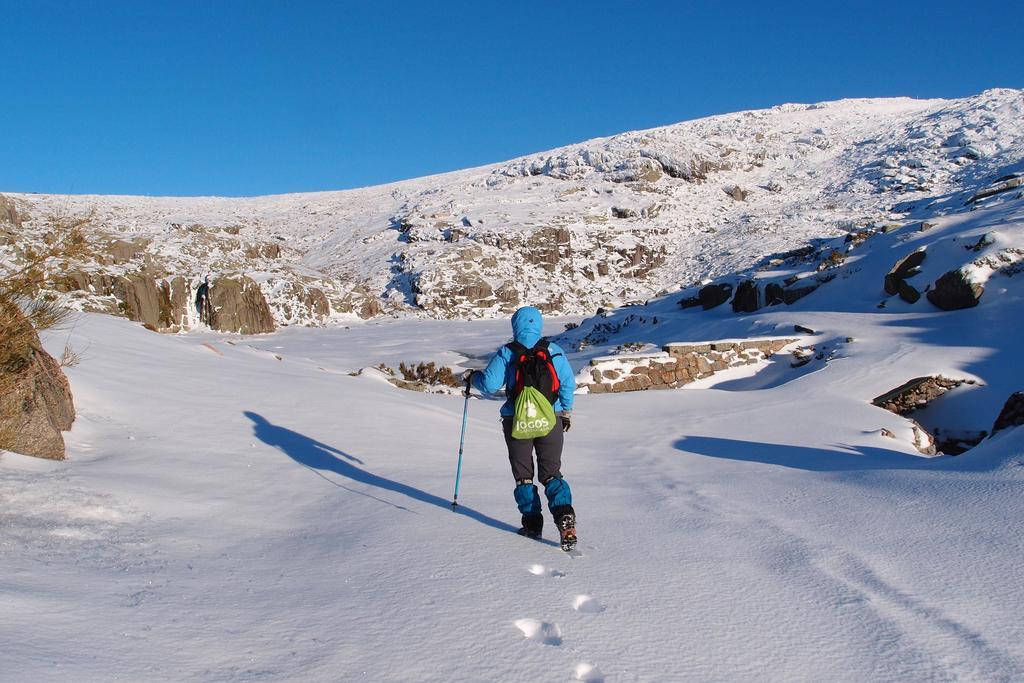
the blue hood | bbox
[511,306,543,348]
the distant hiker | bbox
[465,306,578,550]
[195,276,212,326]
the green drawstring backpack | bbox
[507,340,561,439]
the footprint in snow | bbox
[573,661,605,682]
[513,618,562,646]
[572,594,605,614]
[528,563,565,578]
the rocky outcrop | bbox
[698,283,733,310]
[166,276,192,328]
[872,376,965,414]
[926,269,984,310]
[579,338,797,393]
[966,175,1023,205]
[208,276,276,334]
[725,185,747,201]
[884,249,926,295]
[244,242,282,260]
[262,279,330,326]
[731,280,760,313]
[53,271,191,331]
[113,274,167,329]
[102,237,151,265]
[782,281,819,305]
[991,392,1024,436]
[335,285,382,320]
[0,304,75,460]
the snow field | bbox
[1,300,1022,681]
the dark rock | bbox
[783,283,819,305]
[0,304,75,459]
[897,280,921,304]
[885,249,927,295]
[731,280,760,313]
[611,207,638,219]
[698,283,733,310]
[764,283,785,306]
[678,295,702,309]
[926,270,984,310]
[991,392,1024,436]
[794,325,815,335]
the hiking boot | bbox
[553,508,577,552]
[517,513,544,539]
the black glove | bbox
[561,412,572,432]
[463,370,477,397]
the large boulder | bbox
[991,392,1024,437]
[926,269,984,310]
[208,276,276,334]
[698,283,733,310]
[336,285,382,320]
[884,249,926,295]
[782,282,819,305]
[0,304,75,459]
[112,274,166,329]
[897,280,921,304]
[731,280,760,313]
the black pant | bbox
[502,416,563,483]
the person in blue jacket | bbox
[467,306,577,543]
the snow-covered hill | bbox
[4,88,1023,327]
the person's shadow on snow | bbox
[243,411,520,535]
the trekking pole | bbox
[451,375,472,509]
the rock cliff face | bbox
[0,305,75,460]
[208,275,276,334]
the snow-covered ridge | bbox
[3,88,1023,328]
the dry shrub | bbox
[397,361,460,387]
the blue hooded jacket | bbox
[472,306,576,417]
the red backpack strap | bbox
[535,339,561,395]
[506,341,529,395]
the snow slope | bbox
[3,268,1023,680]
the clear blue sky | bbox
[2,0,1021,197]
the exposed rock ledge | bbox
[577,338,798,393]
